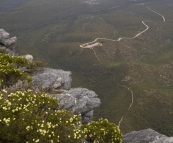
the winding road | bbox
[79,2,166,128]
[80,20,149,61]
[79,3,165,51]
[80,21,149,49]
[142,3,166,22]
[127,21,149,39]
[146,6,165,22]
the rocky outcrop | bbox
[123,128,173,143]
[31,67,101,123]
[31,68,72,91]
[0,29,101,124]
[49,88,101,123]
[0,29,16,55]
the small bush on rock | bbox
[83,119,122,143]
[25,60,45,73]
[0,53,31,87]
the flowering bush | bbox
[83,119,122,143]
[0,90,122,143]
[0,90,84,143]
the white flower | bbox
[26,126,30,131]
[2,89,7,93]
[3,118,10,126]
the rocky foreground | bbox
[1,29,173,142]
[31,67,101,123]
[123,128,173,143]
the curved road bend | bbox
[142,3,165,22]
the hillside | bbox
[0,0,173,136]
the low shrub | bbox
[0,90,83,143]
[83,118,122,143]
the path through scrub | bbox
[114,80,134,128]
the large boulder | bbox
[31,68,72,91]
[49,88,101,124]
[123,128,173,143]
[0,29,10,39]
[0,29,16,55]
[68,88,101,114]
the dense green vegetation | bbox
[1,0,173,136]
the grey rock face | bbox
[49,88,101,124]
[68,88,101,114]
[31,68,72,91]
[0,29,10,39]
[0,36,17,47]
[0,29,16,55]
[122,128,173,143]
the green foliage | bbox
[27,60,45,70]
[0,90,83,143]
[0,53,45,88]
[83,119,122,143]
[0,53,31,87]
[25,60,45,73]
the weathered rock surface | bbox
[0,29,16,55]
[123,128,173,143]
[31,68,72,91]
[49,88,101,123]
[0,29,10,39]
[151,137,173,143]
